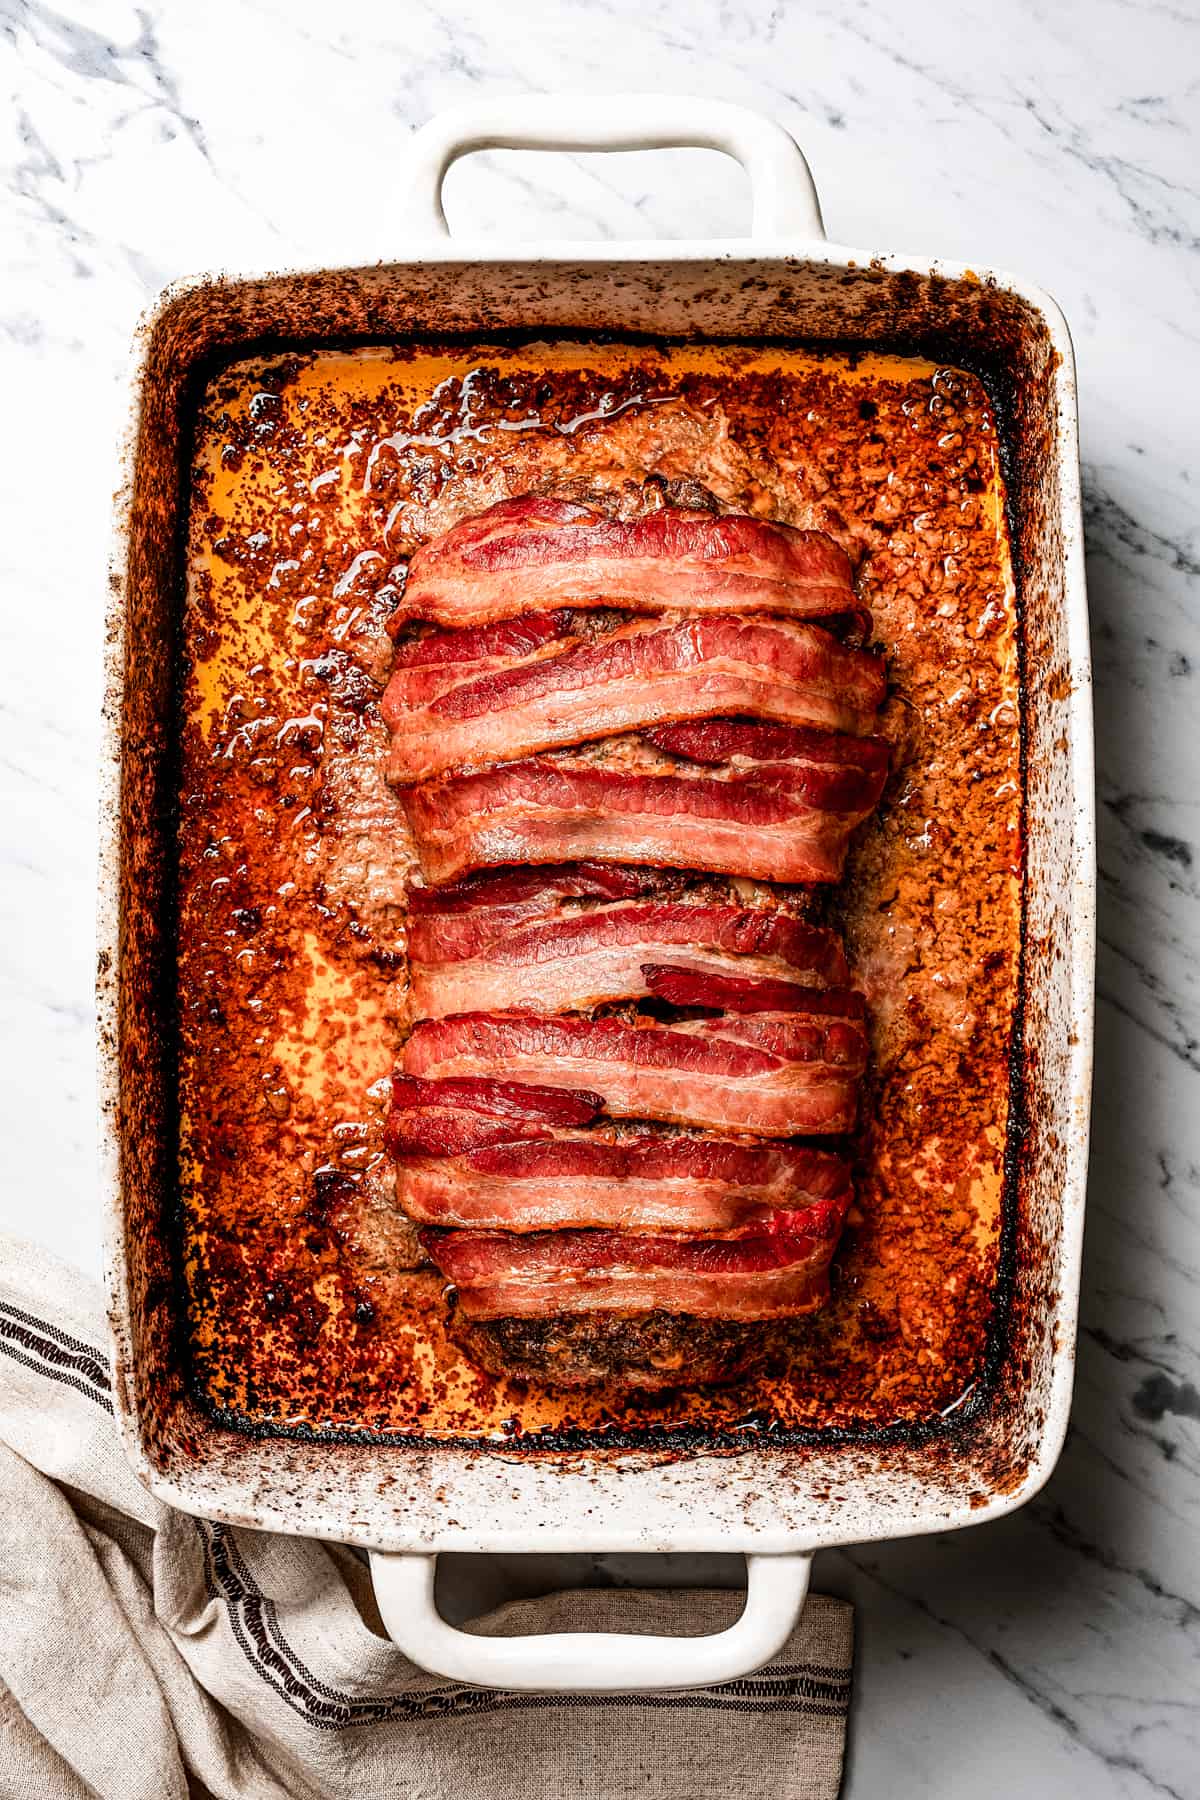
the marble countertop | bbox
[2,1,1196,1794]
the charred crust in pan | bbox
[159,326,1035,1453]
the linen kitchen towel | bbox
[0,1233,853,1800]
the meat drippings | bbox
[178,341,1020,1438]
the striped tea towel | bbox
[0,1233,852,1800]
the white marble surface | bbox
[2,1,1197,1793]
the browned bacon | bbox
[407,871,849,1018]
[390,497,856,628]
[391,1105,851,1234]
[645,716,892,775]
[640,965,865,1017]
[385,1074,602,1156]
[385,610,575,709]
[402,1009,867,1136]
[407,862,668,918]
[401,734,889,885]
[420,1204,850,1320]
[383,613,884,782]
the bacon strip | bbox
[420,1205,850,1320]
[640,965,865,1017]
[392,1112,850,1235]
[384,614,884,782]
[401,737,889,885]
[407,862,667,916]
[645,717,892,772]
[385,1074,603,1156]
[402,1009,866,1136]
[408,882,849,1019]
[391,497,856,628]
[385,610,576,709]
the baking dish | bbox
[99,94,1094,1692]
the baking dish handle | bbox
[368,1548,812,1693]
[404,92,825,241]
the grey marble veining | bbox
[1,1,1196,1794]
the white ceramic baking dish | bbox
[99,94,1094,1693]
